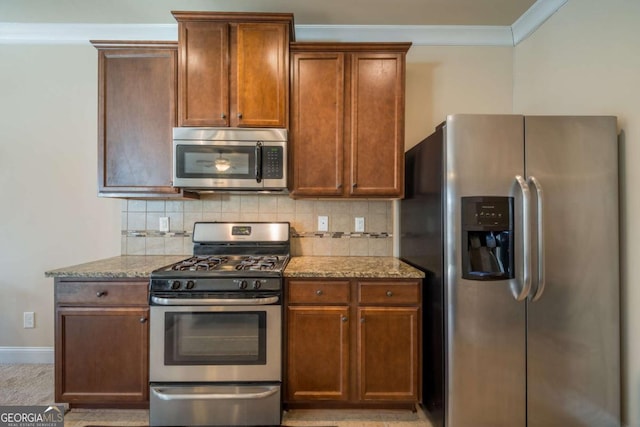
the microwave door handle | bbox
[255,142,263,183]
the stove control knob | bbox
[252,280,262,289]
[171,280,181,290]
[238,280,248,290]
[185,280,195,290]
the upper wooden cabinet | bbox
[289,43,411,199]
[172,12,294,128]
[93,41,193,198]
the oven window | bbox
[164,311,267,365]
[176,145,255,178]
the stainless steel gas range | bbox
[148,222,289,427]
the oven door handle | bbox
[152,386,279,401]
[150,295,280,306]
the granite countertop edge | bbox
[45,255,425,280]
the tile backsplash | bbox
[121,194,393,256]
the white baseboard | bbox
[0,347,54,364]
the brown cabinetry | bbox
[54,279,149,407]
[93,41,190,198]
[285,278,421,409]
[173,12,293,128]
[289,43,411,198]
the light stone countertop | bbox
[45,255,424,280]
[284,256,424,279]
[44,255,187,278]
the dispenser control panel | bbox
[462,197,512,228]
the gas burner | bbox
[235,256,281,271]
[171,256,229,271]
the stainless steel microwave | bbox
[173,127,287,191]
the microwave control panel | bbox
[263,147,283,179]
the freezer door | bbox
[525,116,620,427]
[444,114,526,427]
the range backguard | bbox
[461,196,514,281]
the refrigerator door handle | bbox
[514,175,532,301]
[528,176,545,301]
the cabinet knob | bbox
[386,290,393,297]
[337,183,342,189]
[316,289,323,296]
[96,291,107,298]
[352,182,358,188]
[238,113,243,119]
[341,316,348,322]
[221,113,226,119]
[140,317,147,323]
[360,318,365,324]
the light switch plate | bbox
[24,312,35,329]
[318,216,329,232]
[355,217,365,232]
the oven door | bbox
[150,302,281,382]
[173,140,286,189]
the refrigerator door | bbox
[525,116,620,427]
[444,115,527,427]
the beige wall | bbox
[513,0,640,425]
[0,44,122,348]
[405,45,513,149]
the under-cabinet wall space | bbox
[120,196,393,256]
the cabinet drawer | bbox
[358,281,420,305]
[288,280,350,304]
[55,281,148,306]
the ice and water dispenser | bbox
[461,197,514,280]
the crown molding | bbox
[296,25,514,46]
[0,23,177,44]
[0,0,567,46]
[511,0,567,44]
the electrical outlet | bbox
[355,217,365,232]
[159,217,170,233]
[318,216,329,232]
[23,312,35,329]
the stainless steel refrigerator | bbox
[400,114,620,427]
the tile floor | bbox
[0,364,434,427]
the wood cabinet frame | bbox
[289,43,411,199]
[284,277,422,409]
[173,12,294,128]
[54,278,150,408]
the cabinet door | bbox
[357,306,419,401]
[286,306,350,401]
[233,23,288,127]
[290,52,345,196]
[178,21,229,127]
[97,44,180,196]
[55,306,149,404]
[349,52,405,197]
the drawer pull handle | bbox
[341,316,348,322]
[96,291,107,298]
[386,290,393,297]
[140,317,147,323]
[316,290,323,296]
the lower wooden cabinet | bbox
[285,278,421,408]
[54,279,149,407]
[287,306,350,401]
